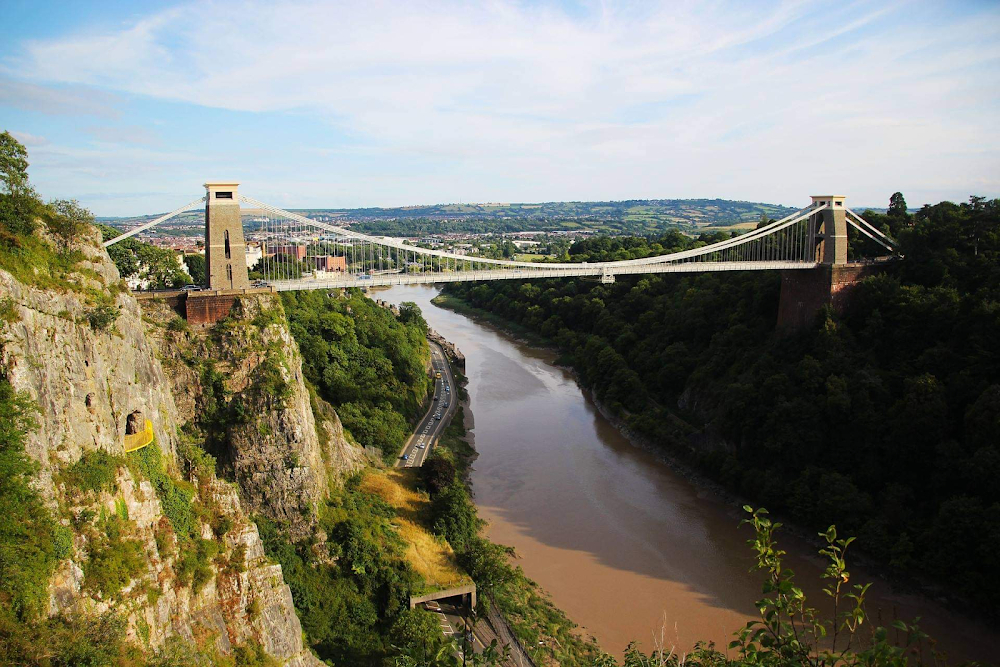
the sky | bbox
[1,0,998,217]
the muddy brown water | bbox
[376,285,998,663]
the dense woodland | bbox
[445,194,1000,617]
[280,290,432,461]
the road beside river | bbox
[376,284,998,664]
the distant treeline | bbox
[444,195,1000,615]
[103,198,800,238]
[342,198,797,236]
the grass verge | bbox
[360,468,469,594]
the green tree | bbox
[98,224,191,288]
[46,199,93,247]
[185,253,206,285]
[0,131,38,237]
[421,455,457,496]
[888,191,907,218]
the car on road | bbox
[423,601,442,612]
[418,444,425,449]
[181,284,202,291]
[401,454,409,460]
[443,402,449,407]
[433,395,438,401]
[435,415,442,420]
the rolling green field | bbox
[101,198,801,237]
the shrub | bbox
[59,449,121,494]
[0,297,18,324]
[126,443,214,592]
[0,375,61,621]
[251,305,284,328]
[53,524,73,559]
[128,444,195,540]
[0,608,142,665]
[83,513,146,599]
[166,317,189,332]
[86,304,119,332]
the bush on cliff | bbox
[0,371,58,620]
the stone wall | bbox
[185,292,238,326]
[776,263,885,332]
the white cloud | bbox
[84,124,159,146]
[3,0,999,212]
[10,130,48,147]
[0,76,121,117]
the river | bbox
[376,284,997,664]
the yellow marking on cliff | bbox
[123,419,154,453]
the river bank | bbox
[401,316,602,666]
[431,290,988,608]
[379,284,997,664]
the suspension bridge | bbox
[106,182,896,328]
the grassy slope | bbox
[360,468,470,593]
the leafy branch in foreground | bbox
[731,507,939,667]
[598,508,951,667]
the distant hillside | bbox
[310,198,799,235]
[101,198,799,237]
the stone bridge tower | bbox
[777,195,879,331]
[204,181,250,291]
[809,196,848,265]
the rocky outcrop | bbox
[0,231,180,478]
[143,294,365,540]
[49,469,321,665]
[0,225,341,664]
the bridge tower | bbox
[808,195,848,265]
[204,181,250,290]
[777,195,879,331]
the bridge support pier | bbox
[777,195,883,332]
[777,264,882,331]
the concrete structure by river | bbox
[377,284,999,664]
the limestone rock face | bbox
[47,470,321,666]
[0,228,334,665]
[146,294,365,539]
[0,229,180,475]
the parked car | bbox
[181,284,202,291]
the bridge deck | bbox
[269,260,819,292]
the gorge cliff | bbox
[0,224,363,664]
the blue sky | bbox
[1,0,998,216]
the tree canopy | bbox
[445,193,1000,616]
